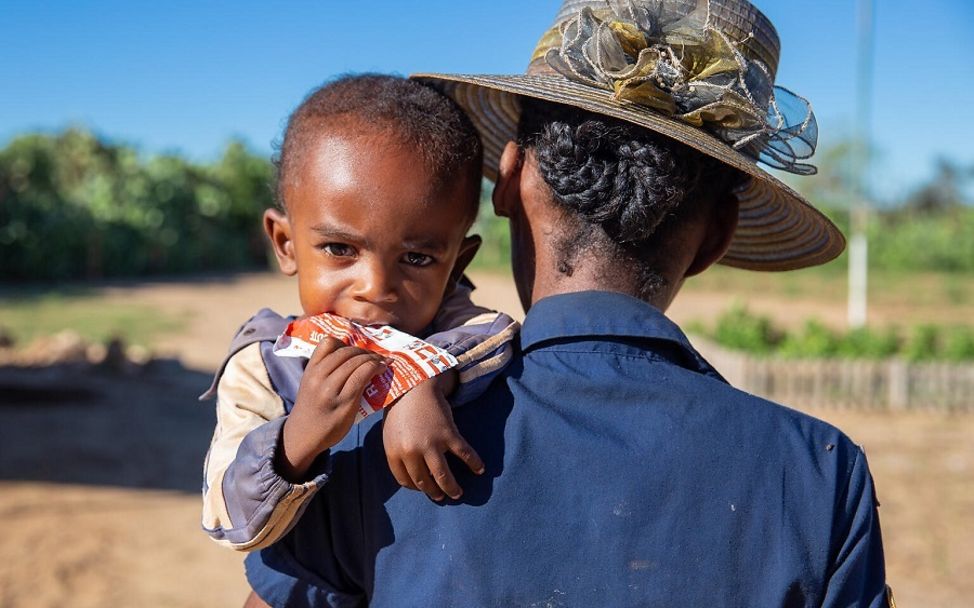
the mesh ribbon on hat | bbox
[533,0,818,175]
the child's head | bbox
[265,74,483,334]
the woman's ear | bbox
[492,141,523,218]
[263,208,298,276]
[685,192,739,278]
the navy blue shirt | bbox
[247,291,887,607]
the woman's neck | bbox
[529,249,680,312]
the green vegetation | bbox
[867,209,974,273]
[710,303,780,355]
[695,304,974,362]
[468,193,511,271]
[2,131,973,281]
[793,204,974,276]
[685,265,974,322]
[1,128,273,281]
[0,290,185,347]
[788,147,974,274]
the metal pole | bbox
[848,0,874,328]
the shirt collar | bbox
[520,290,724,381]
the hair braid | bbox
[524,104,698,245]
[517,97,743,297]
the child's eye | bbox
[402,252,434,267]
[321,243,355,257]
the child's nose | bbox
[354,260,398,304]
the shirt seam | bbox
[527,349,667,363]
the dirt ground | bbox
[1,271,971,607]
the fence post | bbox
[887,359,908,411]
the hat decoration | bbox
[536,0,818,174]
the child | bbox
[200,74,518,551]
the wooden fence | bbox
[692,338,974,412]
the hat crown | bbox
[531,0,780,83]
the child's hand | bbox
[278,337,387,482]
[383,371,485,501]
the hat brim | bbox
[413,73,845,272]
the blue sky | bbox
[2,0,972,201]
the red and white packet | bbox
[273,313,458,422]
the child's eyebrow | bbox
[312,223,449,253]
[401,237,449,253]
[311,225,365,244]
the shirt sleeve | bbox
[424,282,520,406]
[201,342,328,552]
[821,446,890,608]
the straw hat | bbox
[414,0,844,271]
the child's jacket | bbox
[200,283,518,551]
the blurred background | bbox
[1,1,971,606]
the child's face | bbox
[266,126,477,336]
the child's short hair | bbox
[276,74,483,217]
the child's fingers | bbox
[448,436,485,476]
[308,337,346,365]
[387,457,418,491]
[425,451,463,500]
[403,454,446,502]
[310,345,375,380]
[317,348,380,386]
[337,357,388,403]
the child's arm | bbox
[202,342,317,551]
[382,282,519,501]
[425,280,520,405]
[276,337,387,481]
[202,331,384,552]
[382,370,483,501]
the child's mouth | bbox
[349,314,397,328]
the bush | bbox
[943,327,974,361]
[868,209,974,273]
[698,305,973,361]
[836,326,901,359]
[902,325,941,362]
[712,304,781,355]
[779,320,839,359]
[0,129,274,281]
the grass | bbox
[0,290,186,348]
[684,263,974,315]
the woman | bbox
[245,1,890,606]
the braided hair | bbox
[517,98,742,297]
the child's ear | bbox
[449,234,482,285]
[263,208,298,276]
